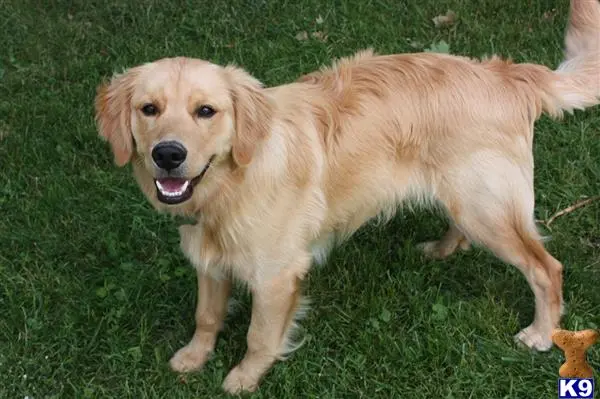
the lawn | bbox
[1,0,599,397]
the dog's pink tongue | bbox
[158,178,187,192]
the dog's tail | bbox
[547,0,600,117]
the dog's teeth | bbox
[156,180,190,197]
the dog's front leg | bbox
[222,266,304,394]
[169,270,231,372]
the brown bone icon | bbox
[552,328,599,378]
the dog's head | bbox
[95,57,272,208]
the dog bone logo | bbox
[552,328,599,378]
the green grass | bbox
[1,0,599,397]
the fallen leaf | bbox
[311,31,328,42]
[295,31,308,41]
[543,8,558,20]
[433,10,457,28]
[408,39,424,49]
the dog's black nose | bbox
[152,141,187,171]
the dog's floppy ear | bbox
[225,66,273,167]
[94,69,138,167]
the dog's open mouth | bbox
[154,156,215,205]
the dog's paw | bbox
[514,325,553,351]
[417,241,444,258]
[417,239,470,259]
[169,344,211,373]
[222,365,259,395]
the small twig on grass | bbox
[537,196,600,230]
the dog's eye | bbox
[141,103,159,116]
[195,105,216,118]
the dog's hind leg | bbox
[417,221,471,259]
[438,151,563,351]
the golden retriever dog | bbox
[95,0,600,394]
